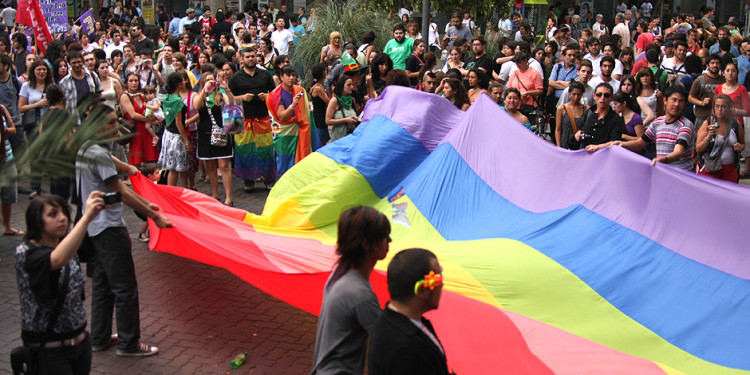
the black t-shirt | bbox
[228,68,275,118]
[72,76,90,102]
[493,52,506,75]
[157,12,169,30]
[404,54,424,87]
[211,21,233,40]
[133,36,154,55]
[465,54,494,74]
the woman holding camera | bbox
[14,192,104,375]
[193,71,234,206]
[696,94,746,181]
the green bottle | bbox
[230,352,247,369]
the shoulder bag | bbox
[208,99,228,147]
[10,264,70,375]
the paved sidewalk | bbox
[0,176,317,374]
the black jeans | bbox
[41,333,92,375]
[90,226,141,352]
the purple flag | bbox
[77,9,96,42]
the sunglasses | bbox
[595,92,612,98]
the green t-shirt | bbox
[384,37,414,70]
[649,66,669,90]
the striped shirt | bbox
[644,116,694,170]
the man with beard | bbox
[588,56,620,94]
[59,51,102,117]
[229,48,277,191]
[384,24,414,70]
[464,36,493,74]
[661,40,689,84]
[689,53,724,134]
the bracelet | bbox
[664,155,669,163]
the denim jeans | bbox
[89,226,141,352]
[40,333,92,375]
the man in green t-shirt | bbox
[702,6,716,33]
[383,24,414,70]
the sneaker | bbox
[92,334,118,352]
[116,342,159,357]
[137,232,149,242]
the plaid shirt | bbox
[59,70,102,117]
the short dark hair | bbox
[363,30,376,44]
[138,162,160,176]
[663,84,688,101]
[706,53,722,65]
[578,59,593,70]
[569,80,585,93]
[471,35,486,46]
[393,24,405,33]
[595,82,614,94]
[280,65,296,76]
[387,248,438,302]
[25,194,71,242]
[11,32,27,50]
[601,56,615,67]
[138,48,154,57]
[586,36,599,46]
[646,48,660,64]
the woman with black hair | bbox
[44,40,66,72]
[14,192,104,375]
[159,72,191,187]
[272,55,290,86]
[358,31,376,65]
[404,39,426,87]
[327,75,360,142]
[467,68,489,102]
[309,63,330,145]
[312,206,391,375]
[366,53,393,99]
[442,77,471,111]
[613,91,644,141]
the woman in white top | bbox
[19,60,52,134]
[96,59,123,109]
[634,67,663,126]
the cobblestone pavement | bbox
[0,175,317,375]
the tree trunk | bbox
[207,0,226,13]
[92,0,102,22]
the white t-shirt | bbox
[270,29,294,55]
[588,76,621,95]
[660,57,688,82]
[547,26,557,40]
[508,58,545,82]
[593,22,607,37]
[105,42,123,59]
[498,18,513,33]
[428,23,440,48]
[641,2,653,18]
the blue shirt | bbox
[708,43,739,57]
[739,55,750,87]
[549,62,578,98]
[169,18,181,36]
[291,25,306,45]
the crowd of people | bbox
[4,1,750,374]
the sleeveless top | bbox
[311,90,327,129]
[640,90,658,120]
[560,105,585,149]
[102,78,118,108]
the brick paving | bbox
[0,175,317,374]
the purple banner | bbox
[78,9,96,41]
[39,0,69,35]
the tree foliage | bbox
[0,103,133,188]
[360,0,514,26]
[293,0,399,86]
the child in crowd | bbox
[142,85,164,147]
[136,162,162,242]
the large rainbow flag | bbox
[132,87,750,374]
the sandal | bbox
[3,228,24,236]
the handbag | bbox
[11,265,70,375]
[514,71,540,117]
[208,100,228,147]
[222,102,244,134]
[699,120,736,173]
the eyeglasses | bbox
[595,92,612,98]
